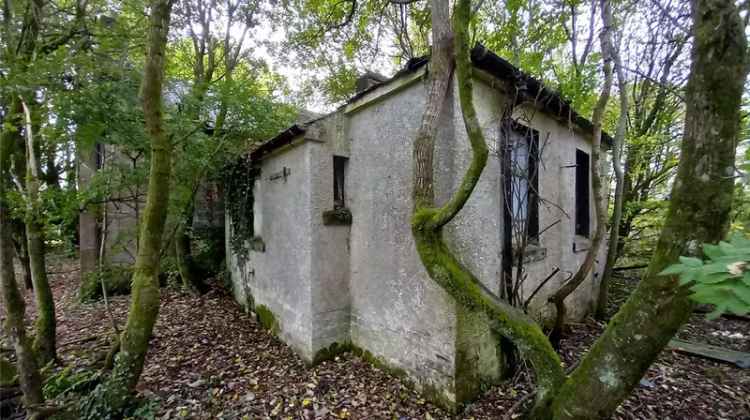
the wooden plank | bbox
[668,338,750,368]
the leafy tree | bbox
[660,234,750,319]
[412,0,748,418]
[81,0,176,414]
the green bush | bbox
[43,366,100,400]
[0,357,17,387]
[660,233,750,319]
[79,265,132,302]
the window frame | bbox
[502,121,541,245]
[333,155,348,209]
[575,148,591,238]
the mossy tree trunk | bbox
[2,0,58,366]
[11,222,33,290]
[1,101,45,419]
[548,0,748,418]
[19,97,57,365]
[595,4,628,321]
[95,0,175,413]
[548,0,613,347]
[412,0,564,415]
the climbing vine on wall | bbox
[222,157,259,261]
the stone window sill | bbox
[573,236,591,253]
[513,244,547,265]
[250,236,266,252]
[322,208,352,226]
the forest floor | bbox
[3,256,750,419]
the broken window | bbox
[506,124,540,244]
[333,156,348,209]
[575,149,590,237]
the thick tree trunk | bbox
[95,0,174,413]
[19,98,57,365]
[549,1,748,418]
[1,105,45,420]
[596,3,628,320]
[411,0,564,415]
[548,0,613,347]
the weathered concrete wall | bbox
[309,130,352,356]
[78,144,100,283]
[104,150,142,266]
[225,66,606,408]
[226,139,316,361]
[345,77,502,407]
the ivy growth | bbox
[222,157,259,261]
[660,234,750,319]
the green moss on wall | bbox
[322,208,352,225]
[254,304,279,334]
[311,341,457,411]
[311,341,355,364]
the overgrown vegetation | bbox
[661,234,750,319]
[222,158,260,262]
[1,0,749,418]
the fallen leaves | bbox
[7,260,747,419]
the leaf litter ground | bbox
[4,260,749,419]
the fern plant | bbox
[660,234,750,319]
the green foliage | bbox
[79,265,133,302]
[78,379,159,420]
[660,234,750,319]
[0,357,18,387]
[43,367,100,400]
[191,226,227,277]
[222,158,259,261]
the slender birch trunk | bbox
[548,0,613,347]
[19,98,57,365]
[596,4,628,320]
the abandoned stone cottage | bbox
[226,45,610,408]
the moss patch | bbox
[0,356,17,387]
[254,305,279,334]
[322,208,352,225]
[249,236,266,252]
[311,341,355,364]
[79,266,133,303]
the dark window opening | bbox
[504,123,540,245]
[527,133,540,241]
[575,149,590,237]
[333,156,348,209]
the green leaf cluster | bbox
[660,234,750,319]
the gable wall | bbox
[226,139,316,360]
[346,79,462,401]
